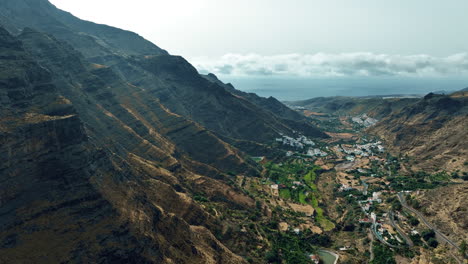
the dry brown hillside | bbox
[416,184,468,245]
[369,93,468,173]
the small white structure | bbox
[339,184,353,192]
[371,192,382,203]
[307,148,328,157]
[371,212,377,223]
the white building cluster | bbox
[351,114,378,127]
[337,141,385,157]
[307,148,328,157]
[276,134,316,149]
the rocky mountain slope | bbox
[0,24,259,263]
[202,73,307,121]
[369,92,468,173]
[287,96,419,119]
[416,184,468,245]
[0,0,168,58]
[0,0,326,146]
[0,1,330,262]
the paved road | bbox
[371,222,401,248]
[388,211,414,247]
[397,193,461,250]
[368,230,375,261]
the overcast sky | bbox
[49,0,468,78]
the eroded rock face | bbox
[1,0,326,147]
[0,26,250,263]
[0,0,168,58]
[0,0,328,262]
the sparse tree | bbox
[460,240,467,257]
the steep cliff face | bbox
[0,0,326,146]
[17,27,254,174]
[202,73,307,121]
[369,93,468,173]
[201,73,327,140]
[0,0,168,58]
[0,26,254,263]
[125,55,326,143]
[0,0,329,262]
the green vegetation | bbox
[298,192,307,204]
[409,233,423,246]
[421,229,438,247]
[421,229,436,241]
[265,161,335,231]
[265,232,316,264]
[370,244,396,264]
[386,197,402,211]
[407,215,420,226]
[304,168,318,188]
[193,193,209,202]
[460,240,467,256]
[386,171,450,191]
[280,189,292,200]
[427,238,439,248]
[429,171,451,183]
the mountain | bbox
[0,1,331,262]
[0,0,168,58]
[0,0,326,147]
[202,73,307,121]
[450,87,468,98]
[369,93,468,173]
[0,24,261,263]
[286,96,420,119]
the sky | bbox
[49,0,468,79]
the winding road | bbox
[388,211,414,247]
[397,193,461,251]
[371,221,401,248]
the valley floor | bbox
[212,112,467,263]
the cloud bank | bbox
[193,53,468,78]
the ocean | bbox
[219,76,468,101]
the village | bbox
[244,114,459,263]
[191,114,461,264]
